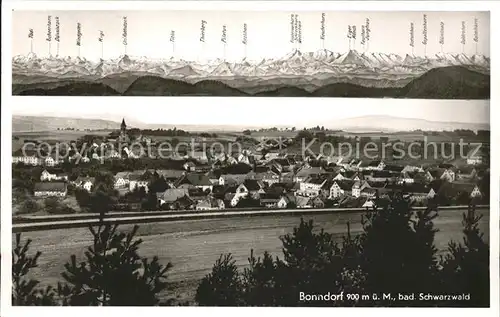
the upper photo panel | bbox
[12,10,490,99]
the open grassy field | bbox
[228,130,485,144]
[12,129,486,167]
[13,130,113,152]
[17,207,490,304]
[233,131,297,138]
[13,130,112,140]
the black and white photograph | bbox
[11,10,490,98]
[1,0,498,314]
[9,98,491,307]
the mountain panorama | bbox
[12,49,490,98]
[12,114,490,133]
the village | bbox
[12,119,490,215]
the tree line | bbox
[13,196,489,307]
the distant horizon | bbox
[10,98,490,128]
[13,47,490,64]
[12,113,490,128]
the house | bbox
[73,177,95,192]
[224,193,241,207]
[349,159,363,169]
[69,152,90,164]
[44,156,58,167]
[367,181,391,197]
[271,158,294,172]
[400,183,432,202]
[334,157,352,168]
[107,150,122,159]
[452,183,483,198]
[264,152,281,161]
[296,196,313,208]
[351,182,362,198]
[188,188,210,201]
[183,161,196,172]
[40,169,68,182]
[260,193,288,208]
[440,169,456,182]
[457,167,477,180]
[194,164,212,173]
[129,173,150,193]
[157,188,190,208]
[40,169,56,181]
[367,170,395,183]
[34,182,67,197]
[470,185,483,198]
[175,195,195,210]
[280,172,295,184]
[266,160,283,175]
[397,172,416,185]
[343,171,363,182]
[351,181,376,198]
[362,199,375,208]
[329,181,354,199]
[438,163,455,169]
[222,184,249,206]
[466,147,483,165]
[360,187,377,198]
[311,196,325,208]
[219,174,249,186]
[227,156,238,165]
[424,171,435,182]
[114,171,131,189]
[364,160,386,171]
[401,165,424,173]
[12,148,42,166]
[255,170,280,185]
[205,171,221,185]
[427,188,437,199]
[174,173,213,192]
[196,198,225,211]
[298,176,327,197]
[332,173,346,181]
[384,164,404,173]
[211,185,231,200]
[190,151,209,163]
[156,169,186,184]
[413,172,428,184]
[294,166,326,183]
[236,179,264,199]
[237,152,251,165]
[355,181,376,198]
[268,182,296,196]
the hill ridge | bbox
[12,65,490,99]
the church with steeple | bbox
[119,118,130,143]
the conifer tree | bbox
[440,205,489,307]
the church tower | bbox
[119,118,127,142]
[121,118,127,133]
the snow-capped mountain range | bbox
[12,49,490,80]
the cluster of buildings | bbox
[29,154,486,211]
[16,120,488,212]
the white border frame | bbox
[1,1,499,316]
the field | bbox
[17,207,490,304]
[13,130,112,140]
[12,128,487,168]
[13,130,112,151]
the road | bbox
[12,205,488,233]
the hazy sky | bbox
[12,10,490,61]
[10,98,490,127]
